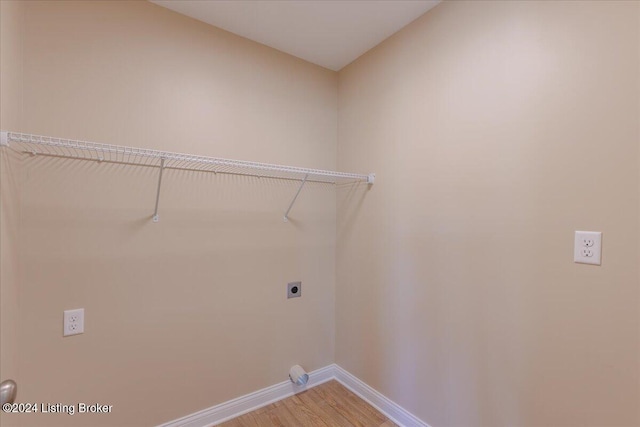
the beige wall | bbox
[3,1,640,427]
[2,1,337,426]
[0,1,24,426]
[337,1,639,426]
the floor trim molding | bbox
[158,365,335,427]
[332,365,430,427]
[158,364,429,427]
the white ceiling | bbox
[150,1,440,71]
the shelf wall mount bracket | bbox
[0,131,9,147]
[152,157,166,223]
[284,174,309,223]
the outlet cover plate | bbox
[63,308,85,336]
[574,231,602,265]
[287,282,302,299]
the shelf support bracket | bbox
[284,174,309,222]
[0,131,9,147]
[152,158,166,223]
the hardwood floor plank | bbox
[283,394,332,427]
[235,412,262,427]
[296,387,354,427]
[265,401,297,426]
[311,381,385,427]
[325,381,389,424]
[218,379,395,427]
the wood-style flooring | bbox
[218,380,397,427]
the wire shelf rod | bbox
[2,131,373,183]
[1,130,375,222]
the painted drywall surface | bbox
[10,1,337,426]
[337,1,639,426]
[0,1,24,426]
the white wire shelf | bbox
[1,131,374,222]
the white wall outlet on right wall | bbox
[63,308,85,337]
[574,231,602,265]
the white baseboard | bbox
[158,364,429,427]
[158,365,335,427]
[333,365,430,427]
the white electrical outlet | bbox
[63,308,85,337]
[574,231,602,265]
